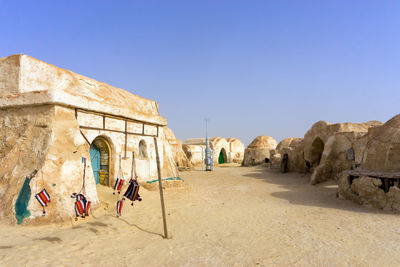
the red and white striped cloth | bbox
[113,178,125,194]
[35,188,51,207]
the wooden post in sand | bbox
[131,152,138,180]
[154,137,169,239]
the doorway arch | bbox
[90,136,111,186]
[311,137,324,166]
[218,148,228,164]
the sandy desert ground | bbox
[1,165,400,266]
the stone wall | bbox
[338,174,400,211]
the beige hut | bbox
[182,137,245,167]
[243,136,277,166]
[0,54,179,225]
[303,120,382,184]
[273,137,304,172]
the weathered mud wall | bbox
[164,127,192,169]
[310,132,369,184]
[338,174,400,211]
[0,54,166,125]
[182,144,205,167]
[243,136,277,166]
[0,105,180,225]
[275,138,304,173]
[303,120,382,168]
[210,137,230,164]
[227,138,245,164]
[182,137,245,167]
[361,114,400,172]
[0,105,97,225]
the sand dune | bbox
[1,165,400,266]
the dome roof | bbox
[247,136,277,149]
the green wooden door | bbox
[218,151,224,164]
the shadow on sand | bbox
[106,215,164,238]
[242,165,398,216]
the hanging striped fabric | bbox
[113,178,125,195]
[35,188,51,207]
[116,199,124,216]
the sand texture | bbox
[1,165,400,266]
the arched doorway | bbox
[218,148,227,164]
[90,136,111,186]
[311,137,324,166]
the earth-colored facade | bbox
[183,137,245,167]
[273,137,304,172]
[338,114,400,211]
[164,127,192,169]
[304,120,382,184]
[243,136,277,166]
[0,54,179,225]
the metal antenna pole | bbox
[205,118,208,137]
[204,118,212,171]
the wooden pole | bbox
[131,152,138,180]
[154,137,169,239]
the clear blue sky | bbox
[1,1,399,145]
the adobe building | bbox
[242,136,277,166]
[272,137,304,172]
[182,137,245,167]
[303,120,382,184]
[0,54,180,225]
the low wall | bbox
[338,173,400,211]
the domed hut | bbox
[0,54,179,225]
[273,138,304,173]
[243,136,277,166]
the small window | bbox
[139,140,147,159]
[347,148,355,161]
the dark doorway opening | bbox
[218,148,227,164]
[311,137,324,166]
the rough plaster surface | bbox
[338,174,400,211]
[182,137,245,167]
[243,136,277,166]
[0,54,166,125]
[0,106,97,225]
[0,55,180,225]
[273,137,304,172]
[361,114,400,172]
